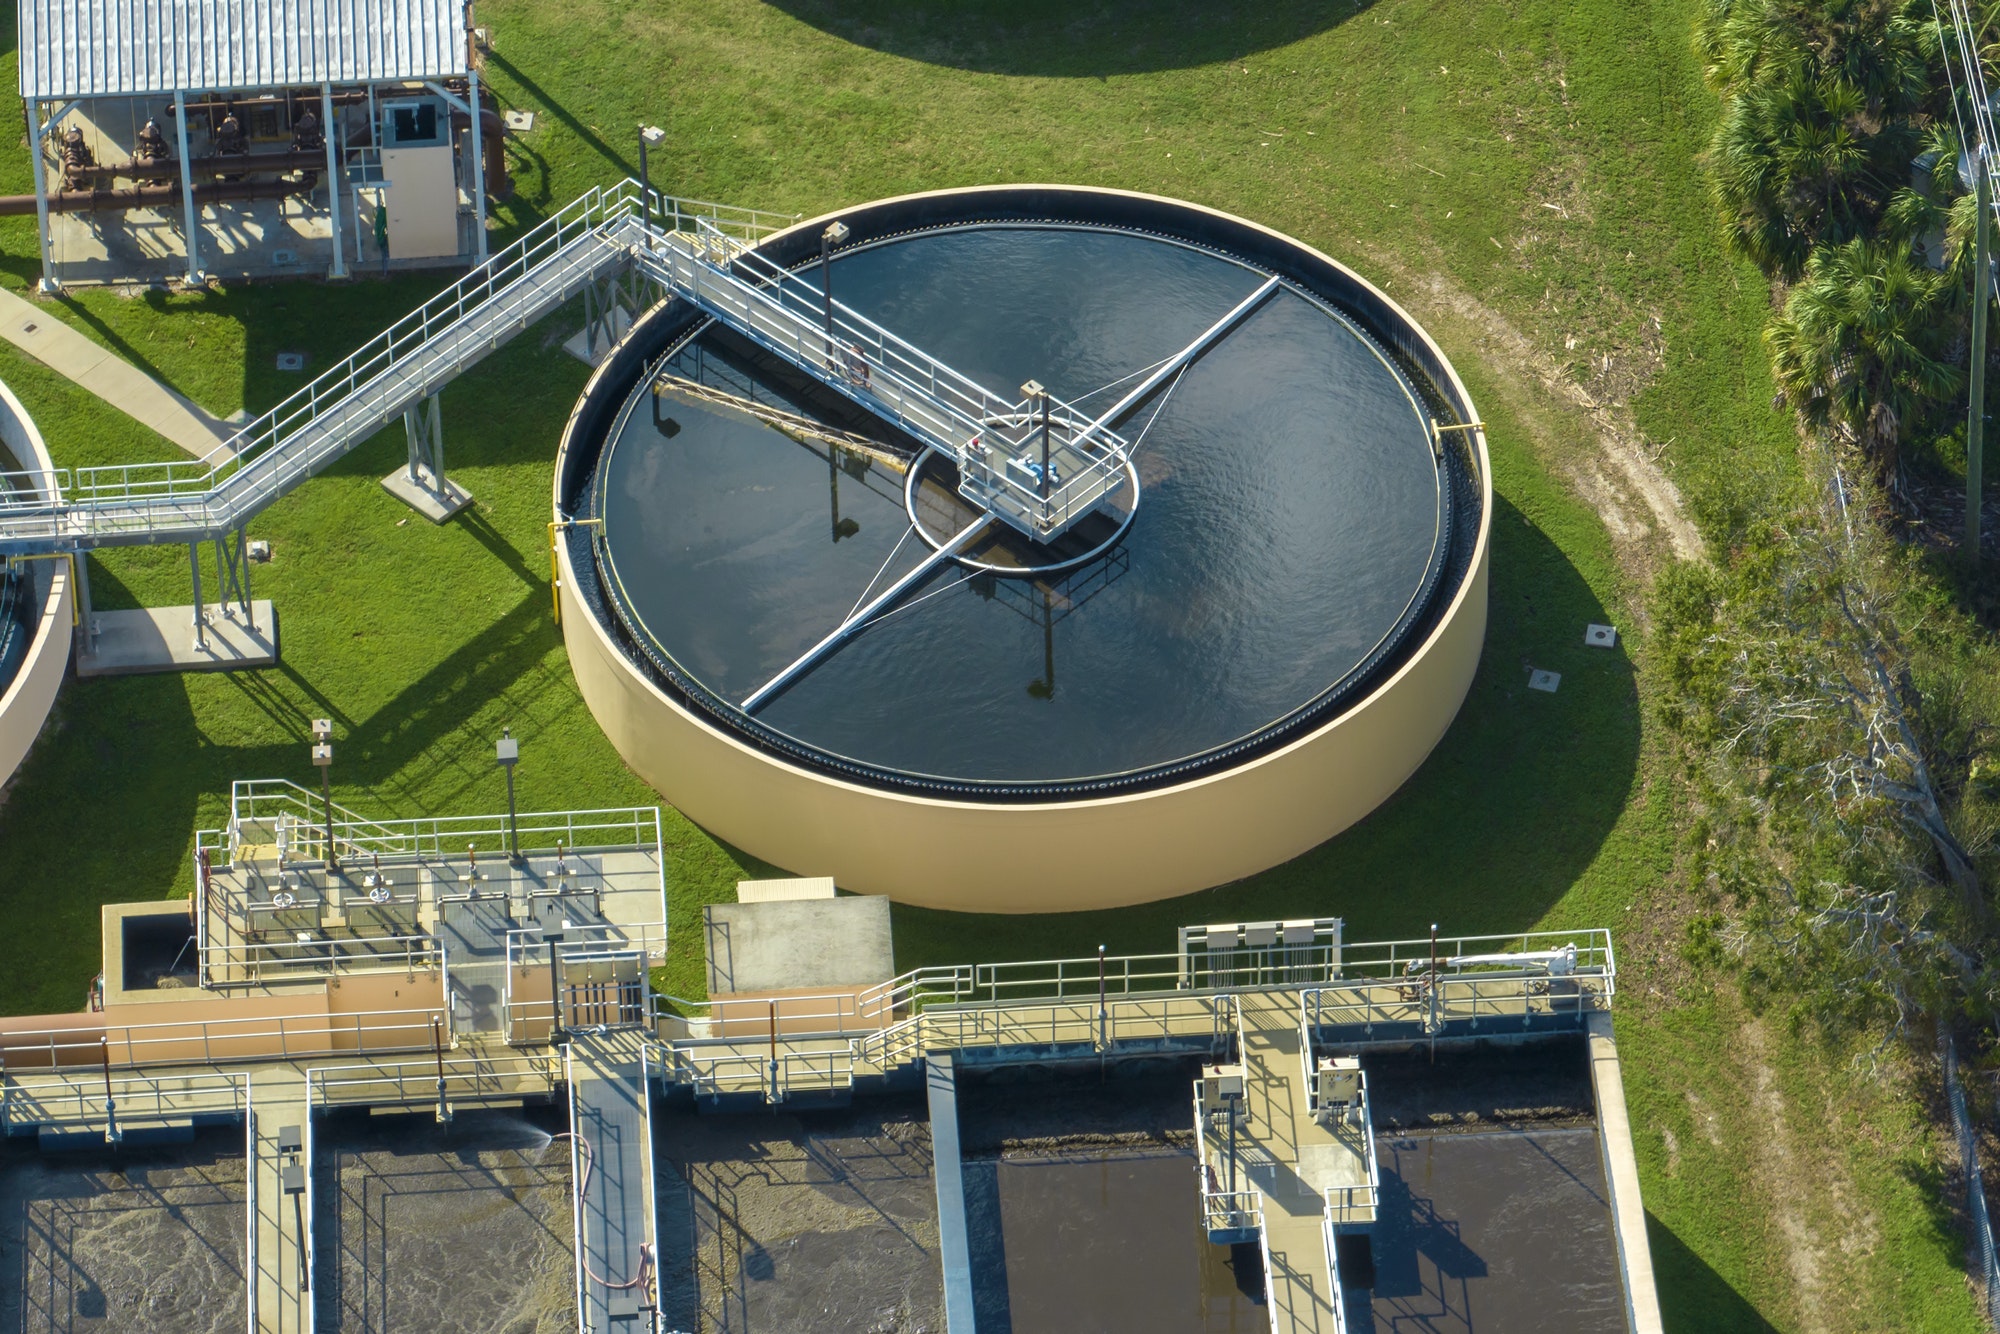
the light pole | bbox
[1096,943,1109,1074]
[638,125,665,218]
[821,220,850,370]
[496,727,522,865]
[544,927,565,1046]
[310,718,337,871]
[1022,380,1051,507]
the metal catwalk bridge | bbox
[0,179,1181,559]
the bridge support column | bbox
[215,526,255,631]
[572,276,631,366]
[189,542,207,651]
[380,391,472,522]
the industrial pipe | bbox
[165,90,372,117]
[0,175,311,218]
[450,107,514,198]
[61,151,333,186]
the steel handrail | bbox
[0,1005,450,1070]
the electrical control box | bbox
[1316,1055,1363,1121]
[1200,1062,1246,1114]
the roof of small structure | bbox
[19,0,469,101]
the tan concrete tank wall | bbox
[0,377,70,791]
[557,187,1493,913]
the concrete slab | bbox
[0,287,239,461]
[76,601,278,677]
[380,464,473,523]
[704,895,893,996]
[562,306,633,366]
[736,876,836,903]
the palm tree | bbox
[1766,238,1964,479]
[1698,0,1936,279]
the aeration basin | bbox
[555,186,1491,911]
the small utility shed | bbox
[15,0,507,289]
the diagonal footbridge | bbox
[0,180,1270,572]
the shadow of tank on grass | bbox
[889,487,1641,957]
[1646,1212,1780,1334]
[0,1130,246,1334]
[760,0,1377,77]
[652,1093,942,1334]
[0,559,201,1017]
[311,1106,574,1334]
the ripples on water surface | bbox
[597,225,1441,783]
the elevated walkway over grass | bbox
[0,179,1142,559]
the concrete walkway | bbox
[250,1091,311,1334]
[1225,989,1370,1334]
[0,287,240,461]
[569,1029,658,1331]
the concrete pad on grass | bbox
[704,895,892,996]
[76,601,277,678]
[380,464,473,523]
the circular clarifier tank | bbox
[555,187,1491,912]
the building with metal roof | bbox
[10,0,503,290]
[18,0,469,101]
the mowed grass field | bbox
[0,1,1982,1328]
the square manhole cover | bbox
[504,110,536,133]
[1528,669,1561,693]
[276,352,306,372]
[1584,623,1617,648]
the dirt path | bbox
[1360,250,1703,599]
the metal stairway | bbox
[0,179,1145,558]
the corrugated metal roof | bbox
[19,0,469,100]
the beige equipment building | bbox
[14,0,509,289]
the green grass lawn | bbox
[0,1,1982,1328]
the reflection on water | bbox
[597,225,1442,782]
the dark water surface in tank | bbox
[1358,1126,1626,1333]
[596,225,1442,783]
[966,1148,1268,1332]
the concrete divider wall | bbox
[0,377,70,790]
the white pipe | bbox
[466,70,489,264]
[323,83,346,279]
[1071,275,1282,450]
[742,517,992,713]
[26,101,55,293]
[173,90,200,284]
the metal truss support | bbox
[403,393,445,488]
[582,276,625,361]
[214,526,254,630]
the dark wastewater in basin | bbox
[966,1147,1267,1333]
[653,1099,943,1334]
[0,1132,245,1334]
[312,1107,573,1334]
[1359,1126,1626,1334]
